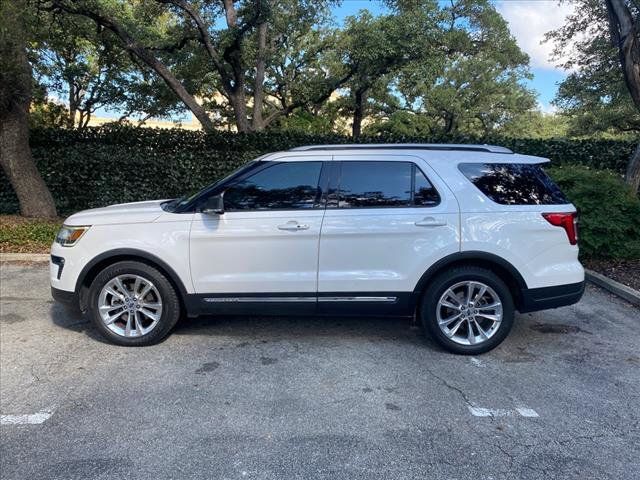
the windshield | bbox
[162,160,258,213]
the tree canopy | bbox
[33,0,536,136]
[547,0,640,137]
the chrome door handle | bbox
[415,217,447,227]
[277,221,310,231]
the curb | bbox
[0,253,50,263]
[585,269,640,307]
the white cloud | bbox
[495,1,575,70]
[538,101,558,114]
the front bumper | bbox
[519,281,585,313]
[50,240,91,292]
[50,250,81,310]
[51,286,79,308]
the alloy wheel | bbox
[436,281,503,346]
[97,274,163,337]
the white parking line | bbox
[468,406,539,418]
[0,409,54,425]
[515,407,540,418]
[469,357,485,368]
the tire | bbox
[420,266,514,355]
[88,261,181,346]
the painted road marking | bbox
[468,406,539,418]
[470,357,485,368]
[0,409,54,425]
[515,407,540,418]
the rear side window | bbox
[459,163,569,205]
[338,161,440,208]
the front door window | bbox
[223,162,323,211]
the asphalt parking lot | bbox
[1,262,639,480]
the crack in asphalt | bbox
[421,363,476,412]
[556,433,608,445]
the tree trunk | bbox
[225,42,250,132]
[219,0,251,132]
[626,144,640,194]
[606,0,640,193]
[252,21,267,131]
[229,91,250,132]
[352,88,366,138]
[0,47,57,218]
[606,0,640,109]
[222,0,238,27]
[67,77,76,128]
[444,111,456,134]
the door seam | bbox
[315,157,336,300]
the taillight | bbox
[542,212,578,245]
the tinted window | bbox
[164,161,261,213]
[223,162,322,210]
[414,167,440,206]
[459,163,569,205]
[338,161,440,208]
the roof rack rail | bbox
[289,143,513,154]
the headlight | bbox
[55,225,90,247]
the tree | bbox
[28,100,68,129]
[547,0,640,192]
[35,11,187,128]
[553,71,640,137]
[36,17,127,128]
[365,110,570,139]
[363,110,438,137]
[389,0,535,137]
[334,10,438,137]
[498,111,570,139]
[547,1,640,137]
[47,0,215,131]
[0,0,57,218]
[47,0,354,133]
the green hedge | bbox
[0,125,636,215]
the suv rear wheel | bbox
[88,261,181,346]
[420,266,514,354]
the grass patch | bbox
[0,215,62,253]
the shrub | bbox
[547,166,640,259]
[0,216,62,253]
[0,126,636,215]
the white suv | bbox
[51,144,584,354]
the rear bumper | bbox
[519,281,585,313]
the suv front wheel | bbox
[88,261,181,346]
[420,266,515,354]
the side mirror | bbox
[201,194,224,215]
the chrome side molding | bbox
[204,297,316,303]
[203,296,398,303]
[318,296,398,303]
